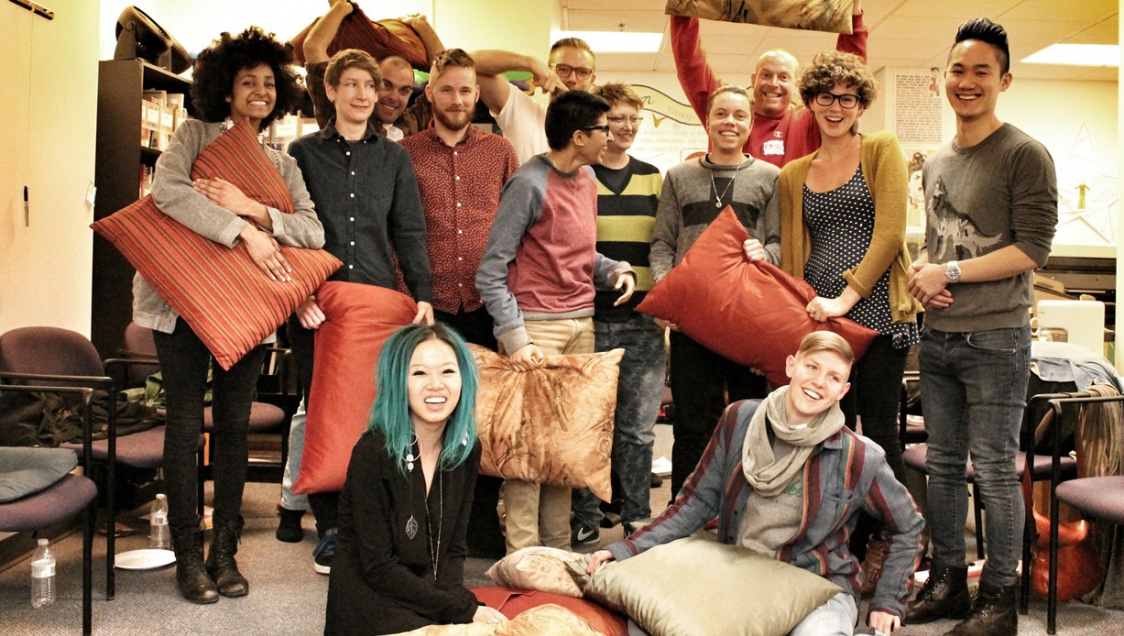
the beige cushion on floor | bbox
[585,535,842,636]
[392,604,602,636]
[485,547,592,598]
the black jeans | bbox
[154,319,266,529]
[668,331,767,498]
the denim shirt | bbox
[606,398,925,621]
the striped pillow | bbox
[92,119,341,370]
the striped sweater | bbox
[592,157,662,322]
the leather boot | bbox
[906,565,970,624]
[944,581,1017,636]
[171,519,218,604]
[206,516,249,597]
[860,538,887,598]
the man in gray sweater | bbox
[905,18,1057,636]
[650,85,781,500]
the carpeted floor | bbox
[3,424,1124,635]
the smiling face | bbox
[575,114,612,166]
[784,348,851,424]
[376,58,415,125]
[706,91,752,155]
[427,65,479,133]
[944,39,1011,125]
[406,338,462,431]
[809,81,864,140]
[605,101,641,153]
[326,66,377,128]
[548,46,597,93]
[229,63,276,128]
[751,53,797,118]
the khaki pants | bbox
[503,317,594,553]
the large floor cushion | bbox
[471,346,623,502]
[585,534,841,636]
[636,207,876,387]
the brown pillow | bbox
[665,0,854,34]
[91,119,341,370]
[389,603,604,636]
[293,282,417,495]
[485,547,592,598]
[636,207,877,387]
[290,4,428,69]
[470,345,623,502]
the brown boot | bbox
[206,516,248,597]
[171,518,218,604]
[944,581,1017,636]
[860,538,887,599]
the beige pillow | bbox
[485,547,592,598]
[391,604,602,636]
[585,535,842,636]
[665,0,854,34]
[471,345,624,502]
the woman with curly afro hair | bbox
[135,26,325,604]
[776,50,923,631]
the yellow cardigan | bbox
[779,130,922,324]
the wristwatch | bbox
[946,260,962,284]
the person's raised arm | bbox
[836,0,867,62]
[303,0,352,66]
[670,16,720,126]
[400,13,444,63]
[471,50,563,115]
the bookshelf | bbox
[91,59,193,357]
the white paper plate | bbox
[115,549,176,570]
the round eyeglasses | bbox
[814,93,860,109]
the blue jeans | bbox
[920,326,1031,588]
[789,591,857,636]
[573,314,665,527]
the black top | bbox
[802,167,920,349]
[287,121,433,302]
[324,430,480,635]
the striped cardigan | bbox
[606,398,924,621]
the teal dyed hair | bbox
[367,323,478,473]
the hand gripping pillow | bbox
[636,207,876,387]
[585,535,842,636]
[293,282,417,494]
[91,119,341,370]
[470,345,623,503]
[289,3,428,70]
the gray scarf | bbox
[742,386,845,497]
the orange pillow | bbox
[470,345,623,502]
[636,207,876,387]
[289,5,428,70]
[294,282,417,495]
[91,119,341,370]
[472,586,628,636]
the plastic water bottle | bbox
[30,538,55,608]
[150,494,170,550]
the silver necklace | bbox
[710,169,737,209]
[423,471,443,581]
[404,433,419,472]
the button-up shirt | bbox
[400,125,518,313]
[287,119,432,302]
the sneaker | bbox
[571,520,599,546]
[313,528,338,575]
[275,507,305,543]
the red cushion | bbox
[290,6,428,70]
[472,586,628,636]
[92,119,341,370]
[294,282,416,495]
[636,207,877,387]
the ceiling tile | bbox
[564,9,668,32]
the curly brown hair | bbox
[797,51,877,109]
[191,26,301,130]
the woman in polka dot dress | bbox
[776,51,924,594]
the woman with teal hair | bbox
[324,323,507,635]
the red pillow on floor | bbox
[294,281,416,495]
[636,207,877,387]
[91,119,341,370]
[472,586,628,636]
[289,4,428,70]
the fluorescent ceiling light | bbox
[552,30,662,53]
[1023,44,1118,67]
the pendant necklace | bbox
[709,160,748,208]
[423,471,444,581]
[404,433,419,472]
[405,434,420,539]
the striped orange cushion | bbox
[92,119,341,370]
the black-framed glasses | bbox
[579,125,611,135]
[607,115,644,126]
[814,92,860,109]
[550,64,594,79]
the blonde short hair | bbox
[796,332,854,366]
